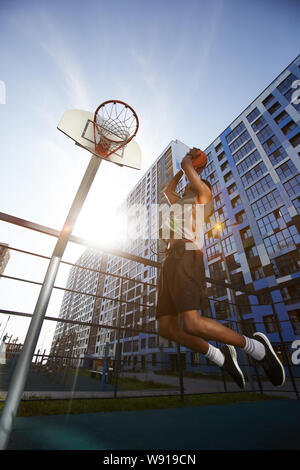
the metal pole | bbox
[176,343,184,402]
[0,155,102,449]
[114,278,124,399]
[271,302,299,400]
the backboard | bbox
[57,109,141,170]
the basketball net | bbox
[93,100,139,158]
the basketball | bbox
[191,150,207,170]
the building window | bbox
[251,116,266,132]
[232,140,255,164]
[250,266,265,280]
[257,206,289,237]
[224,171,233,183]
[268,146,288,166]
[262,135,280,153]
[262,94,274,107]
[191,352,201,366]
[242,318,256,335]
[240,226,253,240]
[277,73,297,95]
[217,150,225,161]
[263,226,298,257]
[226,122,246,144]
[228,182,237,195]
[236,150,261,175]
[289,310,300,335]
[246,174,275,201]
[229,130,251,153]
[215,142,223,153]
[215,300,230,320]
[222,235,236,253]
[292,197,300,215]
[245,245,259,259]
[280,284,300,305]
[272,252,300,277]
[263,314,278,333]
[251,189,283,217]
[268,102,281,115]
[283,175,300,197]
[257,125,273,143]
[235,210,247,223]
[274,110,289,125]
[275,160,297,180]
[231,195,242,209]
[247,107,260,123]
[241,161,267,186]
[289,132,300,148]
[281,120,298,136]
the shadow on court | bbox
[6,399,300,450]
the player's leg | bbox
[158,313,245,389]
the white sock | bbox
[204,344,225,367]
[243,336,265,361]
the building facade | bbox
[98,55,300,374]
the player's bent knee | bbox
[182,310,204,336]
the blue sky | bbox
[0,0,299,348]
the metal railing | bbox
[0,211,299,449]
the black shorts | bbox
[156,240,207,319]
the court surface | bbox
[6,399,300,450]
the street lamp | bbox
[213,220,255,391]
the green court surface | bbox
[6,399,300,450]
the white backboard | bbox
[57,109,141,170]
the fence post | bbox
[271,302,299,400]
[114,278,124,399]
[176,343,184,403]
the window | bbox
[241,161,267,186]
[224,171,233,183]
[215,142,223,153]
[236,149,261,175]
[228,182,237,195]
[263,314,278,333]
[246,174,275,201]
[275,160,297,180]
[245,245,258,258]
[221,161,229,172]
[191,352,201,366]
[292,197,300,215]
[229,130,251,153]
[277,73,297,95]
[281,121,298,136]
[222,235,236,253]
[247,107,260,123]
[250,266,265,281]
[217,151,225,161]
[268,102,281,115]
[226,122,246,144]
[232,139,255,164]
[215,300,230,320]
[289,132,300,148]
[262,135,280,153]
[242,318,256,335]
[274,110,289,125]
[252,116,266,132]
[280,284,300,305]
[240,226,252,240]
[272,252,300,277]
[283,175,300,197]
[268,146,288,166]
[231,195,242,208]
[262,94,274,107]
[289,310,300,335]
[257,125,273,143]
[263,226,298,256]
[257,206,289,236]
[235,210,246,223]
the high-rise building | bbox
[0,244,10,276]
[52,248,107,364]
[97,55,300,372]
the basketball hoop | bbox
[93,100,139,158]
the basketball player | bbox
[156,148,285,389]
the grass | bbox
[0,392,284,418]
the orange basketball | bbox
[191,150,207,170]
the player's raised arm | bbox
[181,150,212,204]
[163,168,184,205]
